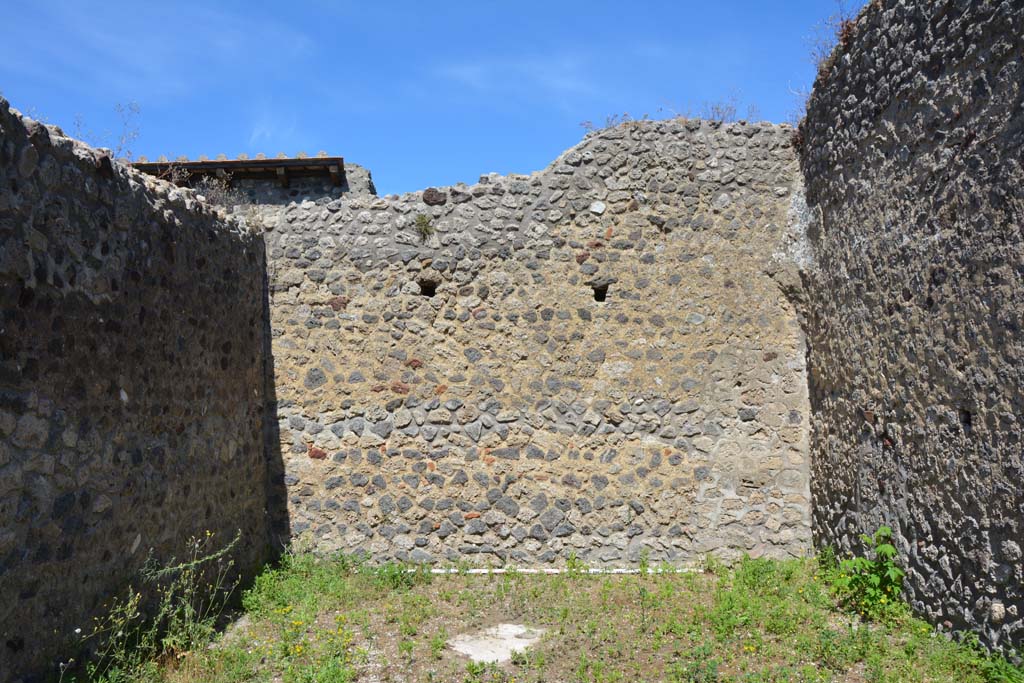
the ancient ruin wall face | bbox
[800,0,1024,649]
[0,102,272,678]
[229,162,376,206]
[262,119,812,566]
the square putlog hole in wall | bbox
[592,283,609,302]
[418,279,438,297]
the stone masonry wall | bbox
[0,100,273,679]
[799,0,1023,649]
[229,162,376,207]
[259,119,813,566]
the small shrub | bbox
[193,174,247,210]
[153,166,264,228]
[827,525,905,620]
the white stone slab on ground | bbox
[448,623,546,663]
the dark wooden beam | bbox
[131,156,346,186]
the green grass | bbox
[62,553,1023,683]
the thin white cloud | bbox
[247,107,299,150]
[436,63,491,91]
[432,52,601,100]
[0,1,313,101]
[631,42,672,60]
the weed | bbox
[152,163,264,228]
[67,531,240,682]
[826,525,905,620]
[464,660,487,683]
[580,112,648,133]
[807,0,860,77]
[702,553,728,577]
[558,604,571,634]
[71,101,140,161]
[193,174,248,211]
[638,584,655,633]
[59,551,1024,683]
[584,94,758,135]
[668,643,720,682]
[372,561,433,592]
[243,550,357,622]
[305,656,356,683]
[430,627,449,660]
[791,126,806,152]
[566,552,589,578]
[699,92,759,123]
[414,213,434,242]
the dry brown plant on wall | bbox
[0,95,141,160]
[580,91,760,134]
[193,174,248,210]
[808,0,862,75]
[155,166,234,208]
[660,90,761,124]
[696,92,761,123]
[155,165,264,227]
[788,0,866,126]
[71,101,141,161]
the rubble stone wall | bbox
[6,0,1024,671]
[799,0,1024,650]
[0,100,273,679]
[260,119,813,566]
[229,162,376,207]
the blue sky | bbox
[0,1,853,195]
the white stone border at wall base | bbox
[425,565,702,575]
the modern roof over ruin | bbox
[132,155,345,187]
